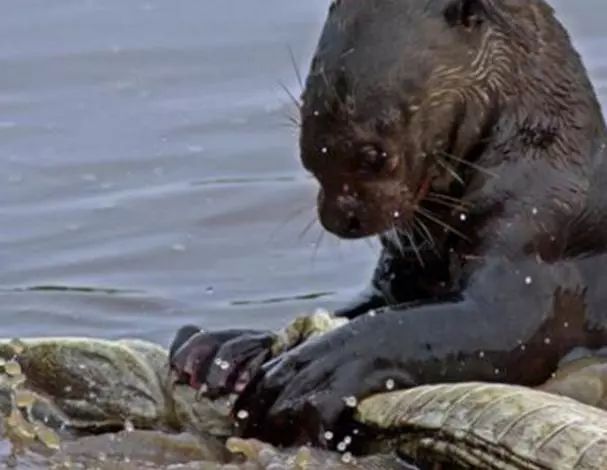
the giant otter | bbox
[171,0,607,446]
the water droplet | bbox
[459,213,467,222]
[544,337,551,345]
[124,420,134,432]
[214,358,222,366]
[478,351,485,359]
[563,322,569,328]
[321,147,328,154]
[324,431,334,441]
[385,379,395,390]
[520,344,527,351]
[393,211,401,219]
[337,442,347,452]
[494,368,500,375]
[313,110,320,117]
[368,310,377,317]
[532,207,538,215]
[341,452,353,463]
[220,361,230,371]
[525,276,533,285]
[343,396,357,408]
[236,409,249,420]
[343,436,352,445]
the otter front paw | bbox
[169,326,275,396]
[232,322,414,447]
[169,310,346,398]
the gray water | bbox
[1,1,606,348]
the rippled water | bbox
[1,1,606,347]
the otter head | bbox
[300,0,542,239]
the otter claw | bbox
[168,327,275,397]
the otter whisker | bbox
[435,156,465,185]
[270,204,315,241]
[311,228,326,267]
[415,206,470,241]
[424,194,467,211]
[390,226,406,257]
[411,219,430,247]
[287,45,304,93]
[402,224,425,267]
[426,191,472,207]
[281,114,301,130]
[278,81,302,111]
[439,150,498,178]
[414,218,438,253]
[299,216,319,240]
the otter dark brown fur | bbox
[171,0,607,447]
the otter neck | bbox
[490,15,606,167]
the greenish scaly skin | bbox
[357,383,607,470]
[271,310,349,356]
[2,334,607,469]
[0,338,232,437]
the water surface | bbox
[1,1,605,347]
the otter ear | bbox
[444,0,486,28]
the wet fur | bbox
[172,0,607,447]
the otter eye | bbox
[444,0,485,28]
[358,145,389,173]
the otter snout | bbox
[317,179,416,240]
[318,189,369,239]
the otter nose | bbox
[335,195,363,236]
[336,194,359,213]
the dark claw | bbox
[168,326,274,394]
[168,325,202,386]
[205,333,275,398]
[169,325,201,360]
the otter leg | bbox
[232,257,607,446]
